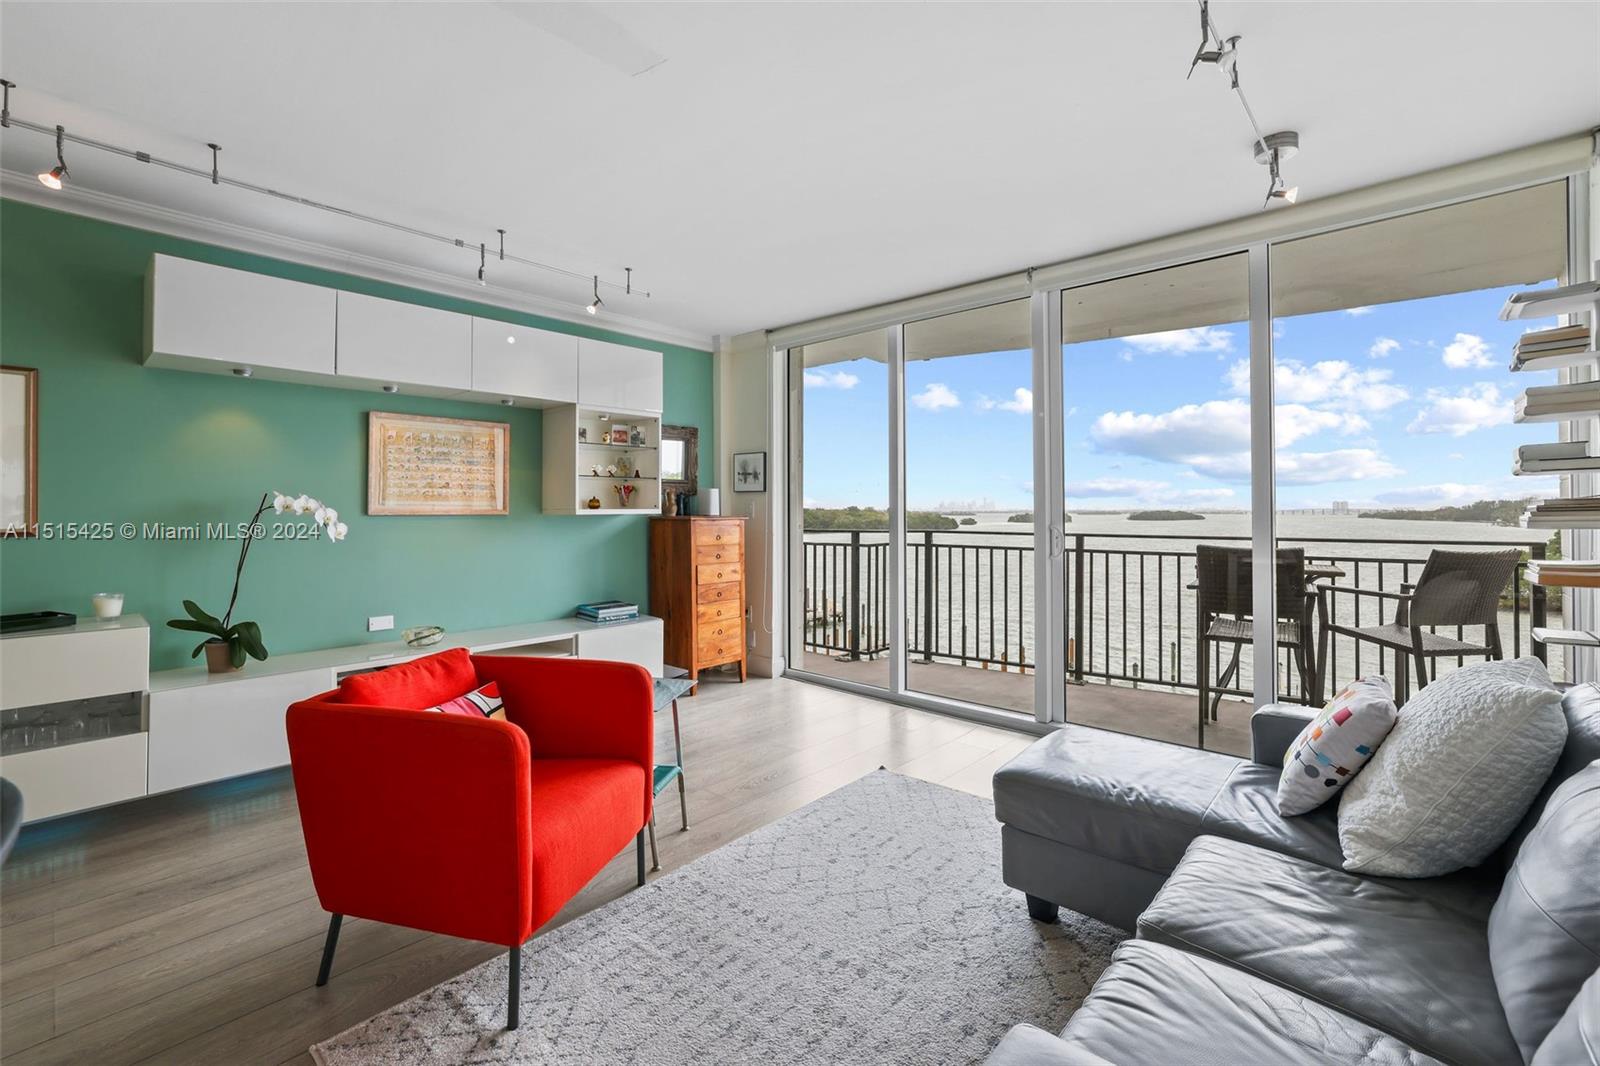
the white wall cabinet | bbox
[471,318,578,405]
[578,338,664,414]
[543,405,662,514]
[0,734,149,823]
[145,255,664,414]
[145,254,336,381]
[336,292,472,393]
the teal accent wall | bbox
[0,199,716,670]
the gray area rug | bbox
[311,770,1122,1065]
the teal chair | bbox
[647,677,695,871]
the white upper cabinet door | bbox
[471,319,578,403]
[147,255,336,375]
[336,292,472,391]
[577,338,664,413]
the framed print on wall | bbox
[1,366,38,537]
[367,411,510,515]
[733,450,766,493]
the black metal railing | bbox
[800,528,1553,701]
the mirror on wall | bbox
[661,424,699,496]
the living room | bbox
[1,3,1597,1064]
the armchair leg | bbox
[648,812,660,872]
[507,944,521,1030]
[677,772,689,832]
[315,913,342,987]
[636,828,646,887]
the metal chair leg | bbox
[1212,643,1241,721]
[506,944,521,1030]
[635,828,646,887]
[315,913,342,987]
[677,771,689,832]
[648,811,660,872]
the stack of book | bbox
[1515,440,1598,475]
[1524,558,1600,587]
[1515,382,1600,423]
[1510,324,1595,372]
[575,600,639,624]
[1522,497,1600,529]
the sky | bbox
[799,283,1563,512]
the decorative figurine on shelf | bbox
[586,495,602,509]
[663,492,678,516]
[578,427,588,443]
[630,425,647,446]
[616,452,635,478]
[614,483,636,508]
[605,463,618,478]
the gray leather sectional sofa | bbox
[986,684,1600,1065]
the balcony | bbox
[800,528,1554,757]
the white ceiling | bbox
[1,2,1597,346]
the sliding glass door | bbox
[902,299,1035,713]
[1058,254,1254,753]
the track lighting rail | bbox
[0,95,650,304]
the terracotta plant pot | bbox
[204,640,240,674]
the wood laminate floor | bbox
[0,674,1038,1065]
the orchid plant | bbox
[167,491,348,670]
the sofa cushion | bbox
[1504,681,1600,865]
[1056,939,1445,1066]
[1137,836,1518,1066]
[336,647,479,710]
[526,758,646,929]
[1277,675,1397,815]
[994,725,1341,876]
[425,681,505,720]
[983,1024,1112,1066]
[1532,966,1599,1066]
[1339,657,1566,878]
[1489,761,1600,1061]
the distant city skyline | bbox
[800,283,1561,513]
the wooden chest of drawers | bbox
[649,516,747,687]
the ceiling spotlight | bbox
[477,242,487,286]
[586,275,603,315]
[37,124,68,190]
[1255,131,1300,209]
[506,334,516,344]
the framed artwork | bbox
[733,450,767,493]
[609,426,631,445]
[1,366,38,537]
[367,411,510,516]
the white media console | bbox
[0,614,663,823]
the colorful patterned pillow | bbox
[425,682,505,721]
[1277,676,1397,816]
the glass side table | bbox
[648,674,696,872]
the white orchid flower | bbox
[272,492,291,514]
[328,521,348,543]
[291,494,315,515]
[313,504,338,527]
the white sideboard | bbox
[0,617,150,822]
[2,613,663,824]
[143,254,662,412]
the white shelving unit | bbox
[542,405,663,515]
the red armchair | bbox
[286,648,654,1029]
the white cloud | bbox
[1406,383,1511,437]
[1122,326,1235,355]
[1230,358,1407,412]
[1441,333,1495,369]
[1369,337,1401,359]
[976,387,1032,415]
[1344,306,1375,317]
[1274,449,1403,484]
[911,382,960,411]
[803,369,859,390]
[1066,478,1169,498]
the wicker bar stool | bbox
[1195,545,1316,728]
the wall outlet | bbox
[368,615,394,633]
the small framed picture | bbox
[610,426,631,445]
[2,366,38,537]
[733,451,767,493]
